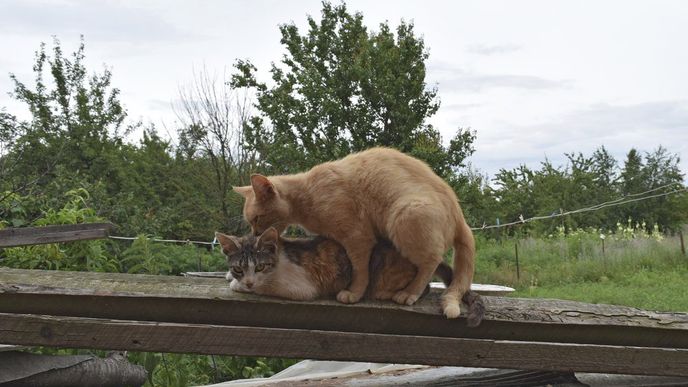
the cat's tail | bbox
[434,262,484,327]
[441,218,476,320]
[461,290,485,328]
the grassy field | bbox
[473,227,688,312]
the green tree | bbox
[619,146,686,230]
[488,146,686,236]
[8,36,127,186]
[231,2,473,176]
[620,149,644,196]
[0,109,25,200]
[492,164,537,233]
[448,165,498,229]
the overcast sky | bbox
[1,0,687,180]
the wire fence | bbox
[470,182,688,231]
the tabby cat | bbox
[216,227,484,327]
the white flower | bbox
[599,234,606,240]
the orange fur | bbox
[234,147,475,318]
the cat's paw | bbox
[336,289,362,304]
[443,304,461,319]
[392,290,419,306]
[230,279,251,293]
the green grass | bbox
[472,232,688,312]
[514,268,688,311]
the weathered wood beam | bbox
[0,223,114,248]
[0,350,147,386]
[0,313,687,377]
[1,268,687,349]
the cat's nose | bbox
[245,281,254,288]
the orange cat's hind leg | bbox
[387,199,447,306]
[391,261,438,305]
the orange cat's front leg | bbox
[337,237,375,304]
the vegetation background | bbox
[1,3,686,386]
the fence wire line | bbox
[470,183,687,231]
[108,235,216,246]
[107,183,687,245]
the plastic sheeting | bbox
[198,360,429,387]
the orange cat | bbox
[233,147,475,318]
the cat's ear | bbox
[256,227,279,252]
[215,232,241,256]
[250,174,275,201]
[233,186,252,198]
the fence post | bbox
[601,238,605,256]
[680,231,686,256]
[514,240,521,281]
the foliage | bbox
[1,189,119,272]
[7,36,127,189]
[486,145,687,234]
[24,347,297,387]
[118,236,226,275]
[123,352,298,387]
[231,1,475,176]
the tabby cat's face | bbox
[216,229,280,291]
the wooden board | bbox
[0,344,24,352]
[183,272,515,295]
[1,268,687,349]
[0,313,686,377]
[0,223,114,248]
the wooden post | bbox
[197,248,202,272]
[680,231,686,256]
[602,238,605,256]
[0,223,114,248]
[514,240,520,281]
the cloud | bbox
[535,100,688,143]
[441,102,482,111]
[440,74,570,93]
[428,63,570,93]
[467,43,521,56]
[0,0,196,42]
[472,100,688,178]
[147,98,173,112]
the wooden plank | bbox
[0,313,687,377]
[0,223,114,248]
[184,272,515,295]
[1,268,687,349]
[0,344,24,352]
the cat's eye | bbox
[231,266,243,274]
[255,263,266,272]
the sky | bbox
[1,0,687,180]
